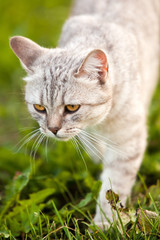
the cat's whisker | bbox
[81,135,104,160]
[23,129,41,156]
[71,138,78,156]
[81,129,126,154]
[78,134,103,161]
[71,137,81,159]
[74,136,92,160]
[74,128,106,159]
[80,129,117,146]
[79,130,106,148]
[19,126,37,132]
[15,128,40,146]
[71,138,76,150]
[89,131,118,146]
[79,130,110,149]
[72,137,88,171]
[30,132,43,160]
[15,129,40,153]
[32,134,45,160]
[79,130,127,159]
[78,136,100,161]
[45,137,49,162]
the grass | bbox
[0,0,160,239]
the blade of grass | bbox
[114,204,128,239]
[129,215,139,240]
[137,202,148,240]
[83,222,108,239]
[138,173,148,193]
[73,218,81,240]
[87,229,94,240]
[38,215,43,239]
[148,193,159,215]
[52,200,73,240]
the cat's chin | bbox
[55,136,71,142]
[44,134,72,142]
[47,133,74,142]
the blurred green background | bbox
[0,0,72,145]
[0,0,160,238]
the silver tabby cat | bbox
[10,0,159,229]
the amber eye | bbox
[34,104,46,113]
[65,105,80,113]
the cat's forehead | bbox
[41,49,80,77]
[42,53,77,98]
[25,51,81,107]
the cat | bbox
[10,0,159,230]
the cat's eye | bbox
[65,105,80,113]
[34,104,46,113]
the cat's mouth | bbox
[41,127,80,142]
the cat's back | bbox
[72,0,159,22]
[71,0,160,109]
[72,0,159,41]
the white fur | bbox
[10,0,159,230]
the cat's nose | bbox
[48,126,60,135]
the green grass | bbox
[0,0,160,239]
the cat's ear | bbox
[9,36,46,72]
[75,49,108,84]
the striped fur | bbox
[10,0,159,229]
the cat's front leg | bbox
[93,131,146,230]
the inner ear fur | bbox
[75,49,108,84]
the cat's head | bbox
[10,36,112,141]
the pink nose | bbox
[48,127,60,135]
